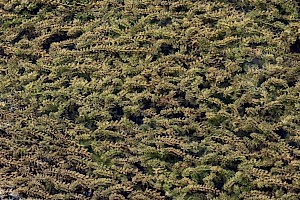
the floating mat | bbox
[0,0,300,199]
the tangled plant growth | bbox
[0,0,300,199]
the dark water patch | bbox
[12,28,38,44]
[172,4,189,12]
[133,161,146,173]
[62,102,80,121]
[160,43,178,56]
[28,3,43,15]
[150,17,172,27]
[63,13,75,22]
[129,115,144,125]
[84,121,97,131]
[275,4,288,15]
[274,127,289,139]
[40,157,55,165]
[164,151,183,163]
[248,42,268,48]
[288,141,300,149]
[77,72,91,82]
[166,111,184,119]
[212,93,234,105]
[202,17,218,27]
[109,105,124,121]
[73,185,93,197]
[237,102,255,117]
[63,43,76,50]
[287,78,298,87]
[42,31,69,52]
[275,18,289,25]
[234,129,253,138]
[224,159,242,172]
[257,76,267,87]
[213,172,226,190]
[0,129,10,137]
[194,9,206,15]
[290,38,300,53]
[0,47,7,57]
[140,98,153,110]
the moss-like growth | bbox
[0,0,300,199]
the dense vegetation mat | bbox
[0,0,300,199]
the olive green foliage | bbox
[0,0,300,199]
